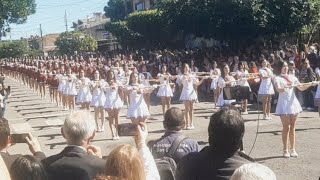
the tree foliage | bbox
[0,0,36,37]
[104,0,133,21]
[0,40,30,58]
[55,32,98,55]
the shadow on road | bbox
[255,155,283,162]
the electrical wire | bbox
[248,92,261,156]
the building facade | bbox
[132,0,155,11]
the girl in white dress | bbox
[76,69,92,110]
[157,64,174,115]
[274,61,315,158]
[90,71,107,132]
[64,68,78,111]
[217,64,237,107]
[105,70,123,140]
[126,72,150,124]
[57,67,67,109]
[180,63,206,130]
[139,64,153,110]
[236,61,251,114]
[121,64,132,106]
[258,60,275,120]
[210,61,221,108]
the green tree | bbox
[55,32,98,55]
[104,0,133,21]
[0,40,30,58]
[0,0,36,38]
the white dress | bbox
[63,74,78,96]
[90,80,107,107]
[76,77,92,103]
[126,84,150,118]
[258,68,275,96]
[210,68,221,90]
[236,70,251,91]
[57,74,67,92]
[179,75,198,101]
[104,85,123,109]
[139,72,153,93]
[274,75,302,116]
[157,73,173,97]
[217,76,236,107]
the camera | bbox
[11,133,30,143]
[117,123,138,136]
[223,86,250,101]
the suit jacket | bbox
[1,151,46,170]
[176,146,253,180]
[42,146,106,180]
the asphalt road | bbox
[4,78,320,180]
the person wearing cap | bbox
[147,107,199,163]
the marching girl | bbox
[210,61,221,108]
[37,67,47,99]
[104,70,123,140]
[126,72,150,124]
[64,68,78,111]
[76,69,92,110]
[217,64,237,107]
[50,70,59,106]
[157,64,174,115]
[274,61,315,158]
[121,64,132,106]
[90,70,107,132]
[57,67,67,109]
[258,60,275,120]
[139,64,153,110]
[236,61,251,114]
[180,63,206,130]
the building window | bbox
[135,2,144,11]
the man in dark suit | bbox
[42,110,105,180]
[0,118,46,170]
[176,106,254,180]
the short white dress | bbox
[274,75,302,116]
[126,84,150,118]
[258,68,275,96]
[210,68,221,90]
[76,77,92,103]
[57,74,67,92]
[139,72,153,93]
[217,76,236,107]
[104,85,123,109]
[63,74,77,96]
[179,75,198,101]
[236,70,251,92]
[157,73,173,97]
[90,80,107,107]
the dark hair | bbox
[274,60,287,75]
[106,70,117,85]
[208,105,244,155]
[238,61,249,71]
[0,118,10,150]
[129,72,140,85]
[10,155,48,180]
[163,107,185,131]
[221,63,229,79]
[181,63,189,74]
[212,61,217,69]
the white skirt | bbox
[76,89,92,103]
[63,84,77,96]
[157,85,173,97]
[127,100,150,118]
[275,91,302,116]
[258,79,275,96]
[58,84,65,92]
[91,93,106,107]
[180,88,197,101]
[210,78,218,90]
[105,96,123,109]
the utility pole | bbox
[40,24,44,56]
[65,10,68,32]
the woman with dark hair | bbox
[139,64,153,111]
[236,61,251,114]
[179,63,206,129]
[217,64,236,107]
[273,60,315,158]
[64,68,78,111]
[210,61,221,108]
[10,155,48,180]
[77,69,92,110]
[126,72,150,124]
[105,70,123,140]
[157,64,174,115]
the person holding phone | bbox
[0,118,46,170]
[105,70,123,140]
[126,72,150,124]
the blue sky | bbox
[3,0,108,40]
